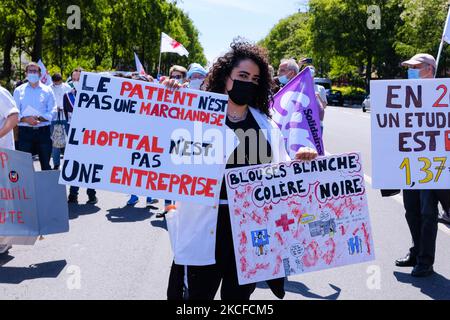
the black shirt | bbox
[220,111,273,200]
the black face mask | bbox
[227,79,258,106]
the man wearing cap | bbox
[394,53,450,277]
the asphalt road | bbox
[1,105,449,300]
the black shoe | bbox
[411,264,434,277]
[86,197,98,205]
[155,211,167,219]
[53,165,60,170]
[68,195,78,204]
[395,253,416,267]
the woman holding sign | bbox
[165,39,318,300]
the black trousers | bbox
[18,126,52,170]
[403,189,450,266]
[167,204,256,300]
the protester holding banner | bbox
[50,73,71,170]
[0,85,19,149]
[165,40,318,300]
[0,85,20,254]
[394,53,450,277]
[118,72,158,208]
[169,65,188,83]
[13,62,56,171]
[65,67,98,205]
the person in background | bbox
[13,62,56,171]
[169,65,188,83]
[155,64,208,218]
[65,67,98,205]
[0,84,20,255]
[123,73,158,208]
[186,63,207,90]
[307,65,327,134]
[394,53,450,277]
[277,58,299,88]
[50,73,71,170]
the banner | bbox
[225,153,374,285]
[0,148,69,236]
[371,79,450,189]
[60,72,229,206]
[271,68,324,158]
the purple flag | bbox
[271,68,324,158]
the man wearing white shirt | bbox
[0,86,19,149]
[13,62,57,170]
[0,84,19,255]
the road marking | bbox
[324,151,450,236]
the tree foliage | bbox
[260,0,450,91]
[0,0,206,87]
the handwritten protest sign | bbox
[225,153,374,285]
[0,148,69,236]
[60,72,229,206]
[371,79,450,189]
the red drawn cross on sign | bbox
[275,214,295,232]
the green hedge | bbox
[332,86,366,98]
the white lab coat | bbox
[166,106,290,266]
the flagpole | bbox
[436,5,450,77]
[158,50,162,77]
[436,39,445,77]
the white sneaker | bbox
[0,244,12,254]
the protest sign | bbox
[271,68,324,158]
[225,153,374,285]
[371,79,450,189]
[0,148,69,236]
[60,72,229,206]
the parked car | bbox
[314,77,332,96]
[327,90,344,106]
[362,94,370,112]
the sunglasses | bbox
[170,75,184,80]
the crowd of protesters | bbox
[0,40,449,300]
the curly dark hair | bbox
[205,39,273,117]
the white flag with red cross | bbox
[160,32,189,57]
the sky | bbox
[176,0,308,65]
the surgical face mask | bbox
[227,79,258,106]
[309,67,316,78]
[189,79,203,90]
[408,68,421,79]
[27,73,40,84]
[279,75,289,85]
